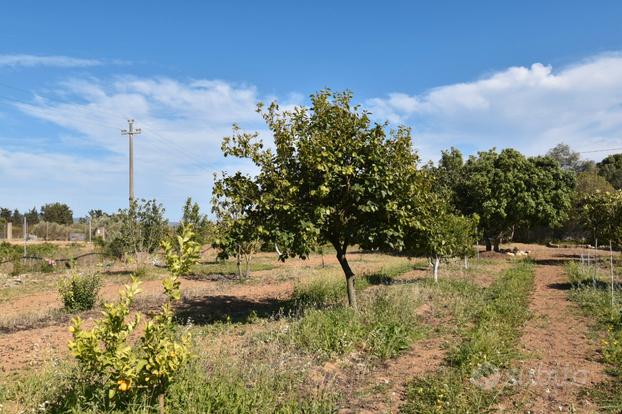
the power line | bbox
[0,82,217,174]
[577,147,622,154]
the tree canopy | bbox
[579,190,622,247]
[40,202,73,225]
[597,153,622,189]
[453,148,574,251]
[213,90,431,308]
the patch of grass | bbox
[290,262,414,310]
[400,260,535,414]
[285,286,425,360]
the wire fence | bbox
[0,220,100,242]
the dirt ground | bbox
[494,245,610,413]
[0,243,617,412]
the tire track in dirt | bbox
[337,337,447,414]
[496,262,607,413]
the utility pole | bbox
[121,119,141,207]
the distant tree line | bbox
[0,202,74,226]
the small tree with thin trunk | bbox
[407,206,478,282]
[214,90,430,309]
[211,173,261,280]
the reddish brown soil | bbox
[338,337,447,414]
[0,278,294,373]
[495,250,609,413]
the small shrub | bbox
[67,224,200,410]
[603,326,622,372]
[58,272,102,312]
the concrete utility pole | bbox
[121,119,141,207]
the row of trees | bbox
[211,90,622,306]
[211,91,485,307]
[0,202,74,226]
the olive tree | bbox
[213,90,429,308]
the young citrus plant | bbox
[68,224,200,408]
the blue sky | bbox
[1,0,622,218]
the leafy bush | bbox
[58,272,102,312]
[100,199,170,258]
[603,326,622,372]
[66,225,199,409]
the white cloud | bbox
[367,53,622,160]
[0,54,103,68]
[6,76,266,217]
[6,52,622,216]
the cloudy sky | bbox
[1,1,622,218]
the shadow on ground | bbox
[174,295,291,325]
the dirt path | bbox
[337,337,447,414]
[497,262,607,413]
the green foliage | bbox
[161,223,202,284]
[579,190,622,246]
[58,272,102,312]
[0,241,20,262]
[67,226,199,408]
[102,199,170,257]
[576,171,615,197]
[179,197,214,245]
[453,148,574,249]
[409,210,478,260]
[598,153,622,189]
[40,202,74,225]
[214,89,431,306]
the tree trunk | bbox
[433,256,440,283]
[464,255,468,270]
[485,237,492,251]
[493,238,501,252]
[336,250,357,310]
[236,245,242,280]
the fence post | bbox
[611,241,615,311]
[23,217,27,257]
